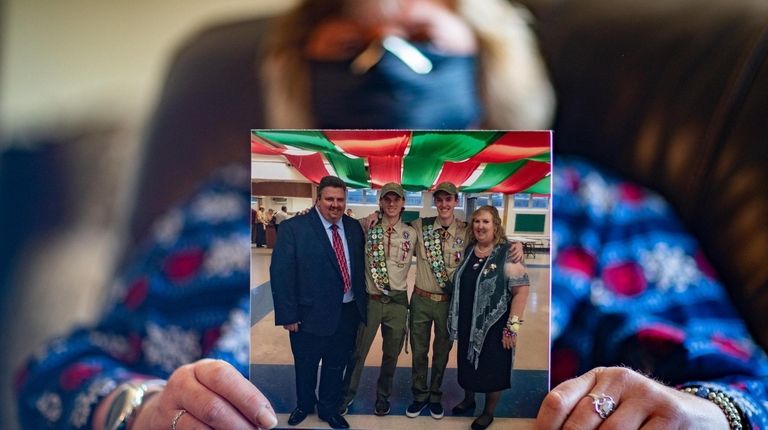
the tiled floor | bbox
[250,247,550,429]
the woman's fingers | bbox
[535,368,598,430]
[501,335,515,349]
[599,397,650,430]
[194,359,278,429]
[171,367,253,429]
[535,367,707,430]
[163,360,277,430]
[170,408,213,430]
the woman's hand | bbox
[534,367,732,430]
[501,332,516,350]
[132,359,277,430]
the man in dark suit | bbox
[270,176,367,429]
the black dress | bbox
[457,252,513,392]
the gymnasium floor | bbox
[250,247,550,430]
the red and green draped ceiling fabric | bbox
[251,130,551,194]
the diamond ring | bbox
[587,393,616,419]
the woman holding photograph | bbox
[14,0,768,428]
[448,205,530,430]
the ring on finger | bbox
[587,393,616,419]
[171,409,187,430]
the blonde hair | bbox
[469,205,505,246]
[261,0,555,129]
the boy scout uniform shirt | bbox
[412,217,469,294]
[364,220,418,294]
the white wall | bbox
[256,197,313,215]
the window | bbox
[404,191,422,206]
[491,193,504,208]
[513,194,530,208]
[531,195,549,208]
[364,189,378,204]
[513,193,549,209]
[474,193,504,208]
[347,189,363,203]
[347,188,379,204]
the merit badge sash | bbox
[422,218,450,288]
[366,224,391,292]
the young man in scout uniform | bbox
[340,182,418,416]
[405,181,467,419]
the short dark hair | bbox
[281,206,287,211]
[317,176,347,196]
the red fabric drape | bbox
[283,153,330,185]
[490,161,552,194]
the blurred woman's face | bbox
[305,0,477,61]
[304,0,483,129]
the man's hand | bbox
[363,211,380,232]
[283,322,299,332]
[509,241,524,263]
[130,359,278,430]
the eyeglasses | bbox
[350,35,432,74]
[304,18,434,74]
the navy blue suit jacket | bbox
[270,209,367,336]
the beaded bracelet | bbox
[679,386,744,430]
[502,327,517,337]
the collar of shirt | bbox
[431,217,456,239]
[315,206,345,234]
[381,219,405,235]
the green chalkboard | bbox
[403,210,420,223]
[515,213,546,233]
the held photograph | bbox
[249,129,552,429]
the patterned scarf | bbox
[448,241,512,369]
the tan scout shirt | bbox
[363,219,418,294]
[412,217,469,294]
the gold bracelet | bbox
[679,386,743,430]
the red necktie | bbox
[331,224,352,293]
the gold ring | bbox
[587,393,616,419]
[171,409,187,430]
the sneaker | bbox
[374,399,391,416]
[405,400,429,418]
[429,402,444,419]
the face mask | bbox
[308,43,482,129]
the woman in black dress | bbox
[448,205,530,430]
